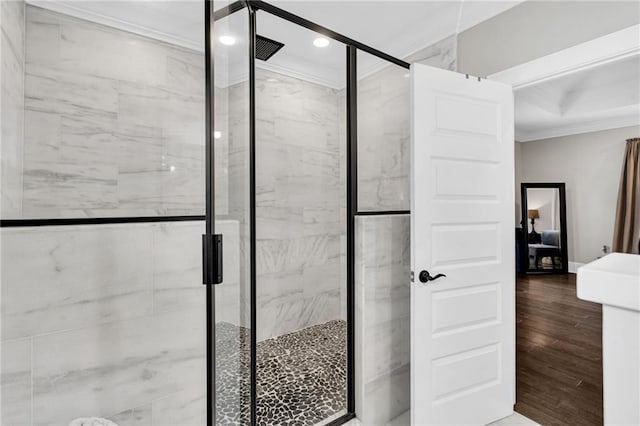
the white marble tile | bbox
[355,215,411,424]
[256,289,341,342]
[31,309,205,426]
[256,234,330,275]
[151,388,206,426]
[299,289,342,328]
[235,69,345,339]
[18,5,209,218]
[357,64,410,212]
[387,410,410,426]
[257,270,305,309]
[2,0,26,66]
[1,0,25,219]
[361,265,410,326]
[166,52,204,96]
[152,220,240,319]
[24,7,59,66]
[110,405,152,426]
[1,338,32,426]
[363,316,410,384]
[22,161,118,213]
[54,8,168,86]
[303,260,344,297]
[1,224,153,340]
[356,35,456,212]
[152,221,205,314]
[25,64,119,118]
[359,364,410,425]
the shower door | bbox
[410,64,515,425]
[209,2,253,424]
[251,10,349,425]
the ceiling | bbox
[515,54,640,141]
[28,0,522,88]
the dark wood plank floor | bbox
[515,273,603,426]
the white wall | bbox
[457,1,640,77]
[516,125,638,264]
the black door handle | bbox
[418,270,447,283]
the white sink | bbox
[577,253,640,426]
[577,253,640,311]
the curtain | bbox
[613,138,640,254]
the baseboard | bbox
[569,261,585,273]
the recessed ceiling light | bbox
[214,131,222,139]
[313,37,330,48]
[219,35,236,46]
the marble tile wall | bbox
[357,60,410,212]
[1,0,25,217]
[3,5,227,219]
[355,215,411,425]
[357,35,456,212]
[234,69,346,341]
[0,220,240,426]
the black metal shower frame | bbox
[0,1,411,424]
[212,1,410,425]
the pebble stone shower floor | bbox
[216,320,347,425]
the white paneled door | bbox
[410,64,515,425]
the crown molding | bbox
[489,24,640,90]
[26,0,203,52]
[516,112,640,143]
[492,24,640,143]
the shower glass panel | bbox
[212,4,253,424]
[357,51,410,212]
[254,11,348,425]
[8,3,206,219]
[1,1,207,425]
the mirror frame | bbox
[520,182,569,274]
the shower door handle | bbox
[202,234,223,285]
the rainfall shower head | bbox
[256,35,284,61]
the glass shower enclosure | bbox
[1,0,410,425]
[210,2,411,425]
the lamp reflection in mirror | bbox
[528,209,541,243]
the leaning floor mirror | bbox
[521,183,569,274]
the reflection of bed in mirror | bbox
[528,230,562,269]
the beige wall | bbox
[516,126,639,264]
[458,1,640,76]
